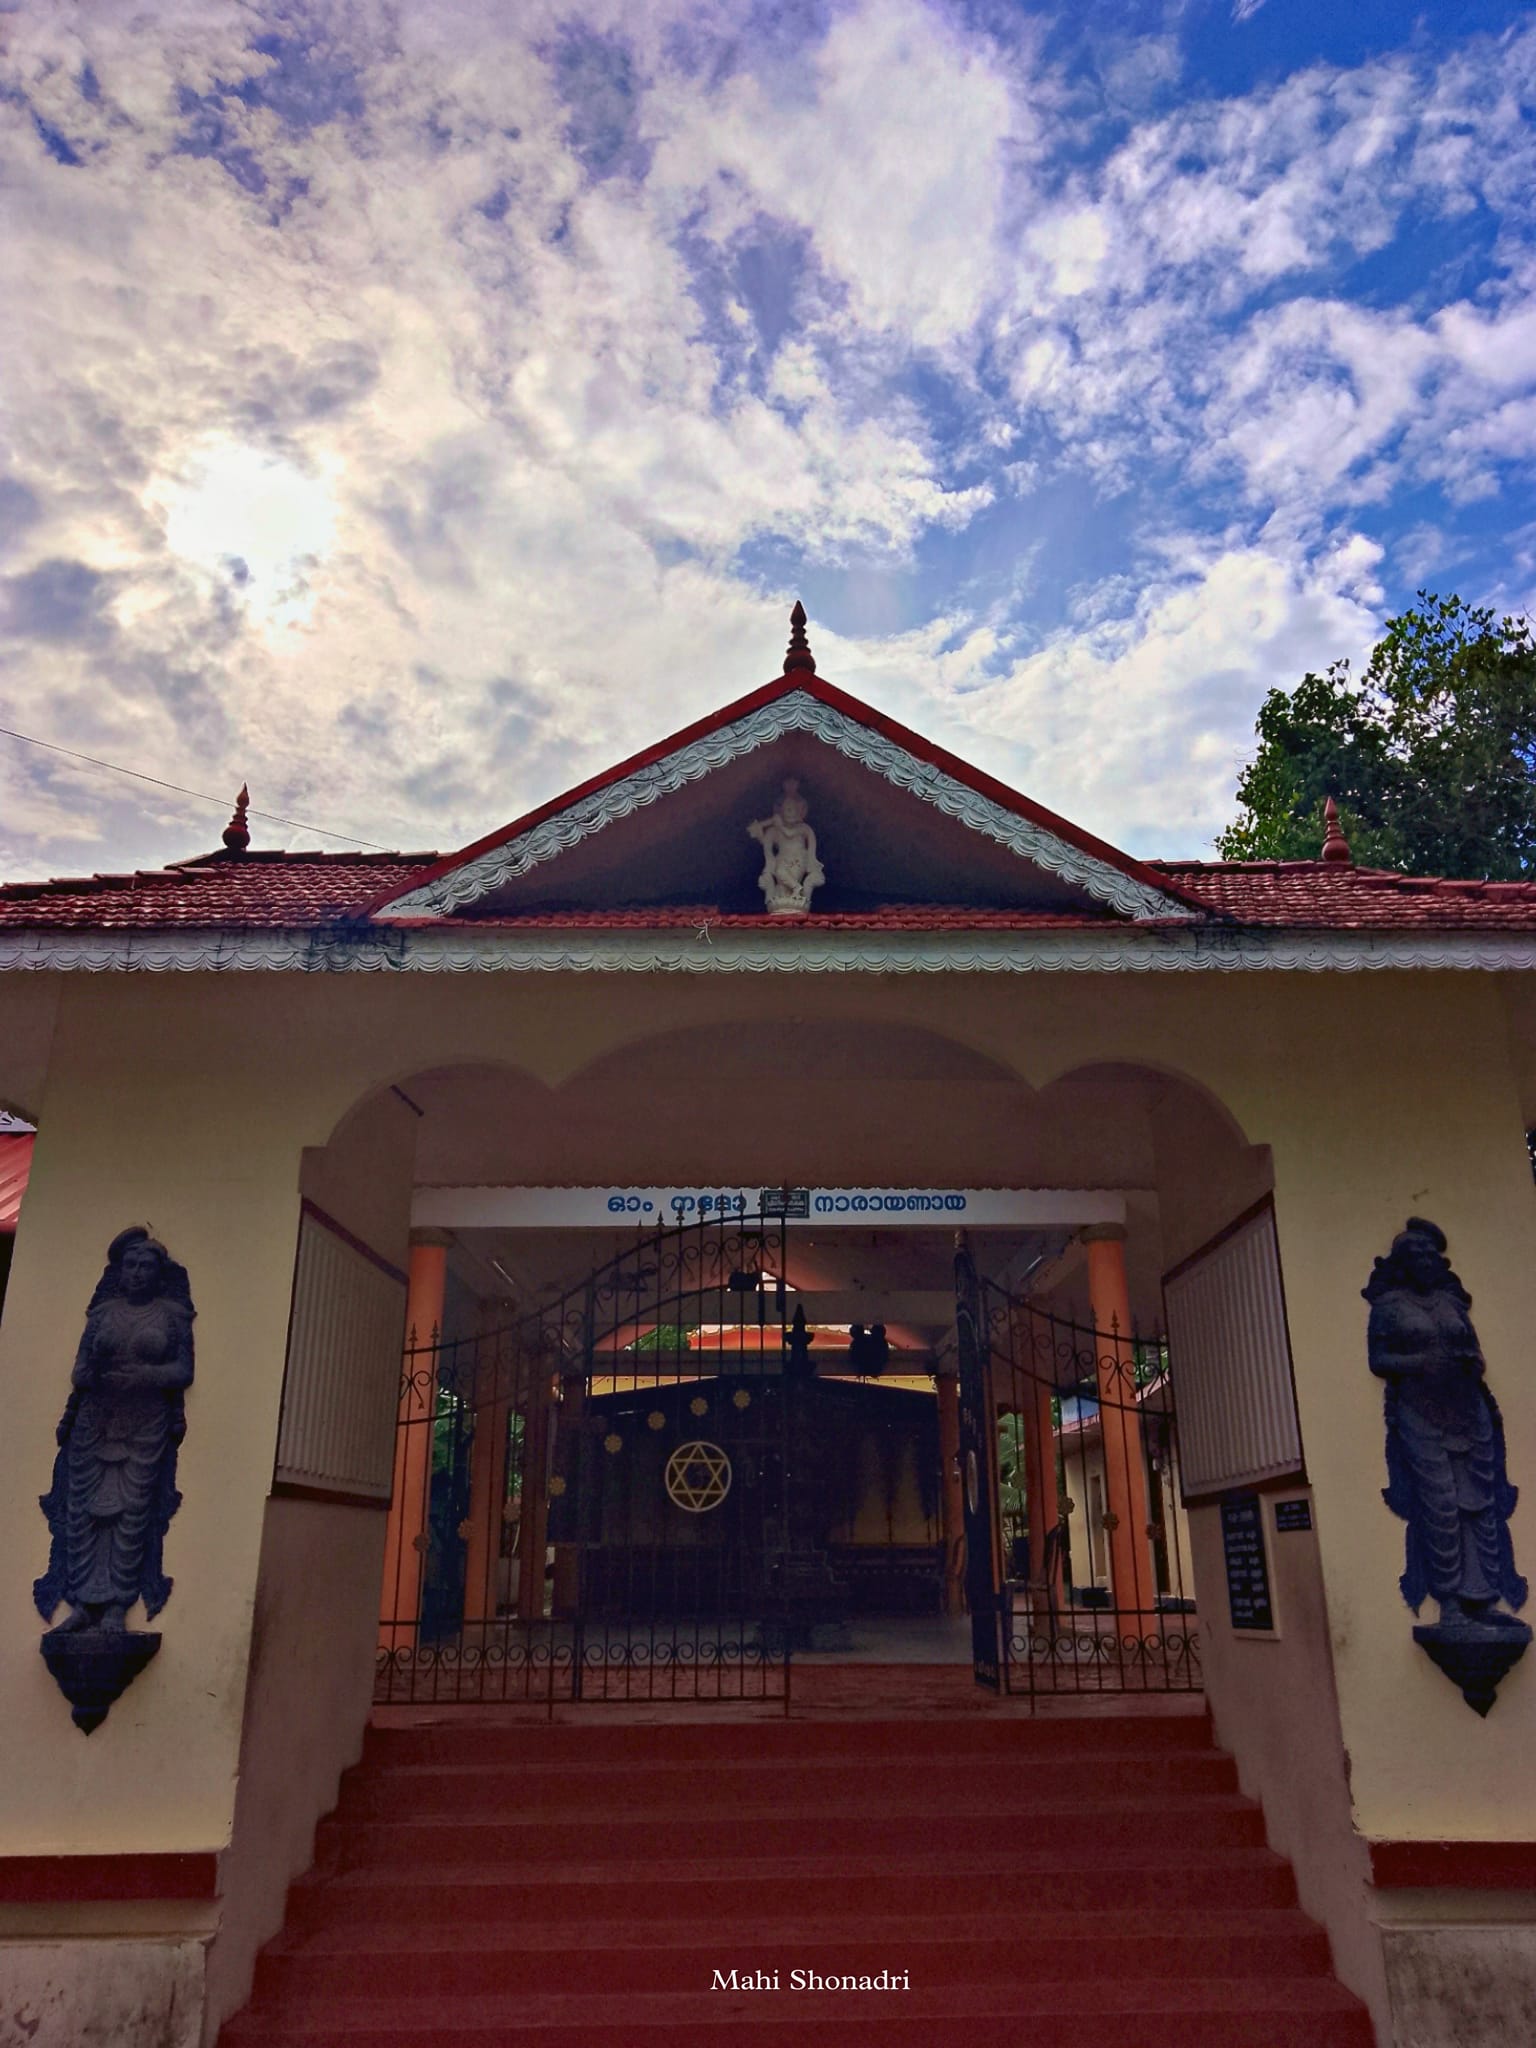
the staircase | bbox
[221,1709,1373,2048]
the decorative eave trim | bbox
[375,694,1196,925]
[6,926,1536,973]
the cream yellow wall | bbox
[1256,983,1536,1843]
[0,974,59,1122]
[204,1497,392,2041]
[0,963,1533,1873]
[0,975,421,1859]
[1192,1489,1392,2039]
[1,1004,314,1856]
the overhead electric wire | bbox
[0,722,390,850]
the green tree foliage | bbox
[627,1322,697,1353]
[1219,595,1536,878]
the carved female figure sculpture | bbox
[1365,1219,1528,1710]
[747,778,826,915]
[34,1227,195,1636]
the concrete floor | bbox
[787,1615,975,1663]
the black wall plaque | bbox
[760,1188,811,1219]
[1274,1499,1313,1533]
[1221,1493,1275,1632]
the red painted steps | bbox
[360,1712,1222,1760]
[220,1709,1373,2048]
[253,1911,1333,1997]
[280,1848,1304,1928]
[222,1983,1367,2048]
[334,1751,1244,1816]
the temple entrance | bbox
[373,1200,1200,1710]
[377,1210,796,1706]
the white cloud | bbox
[948,534,1387,854]
[0,1,1532,879]
[645,0,1028,351]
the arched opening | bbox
[278,1032,1283,1713]
[209,1019,1335,2048]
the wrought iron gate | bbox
[962,1271,1201,1700]
[376,1210,797,1707]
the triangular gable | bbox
[369,675,1203,924]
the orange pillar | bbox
[379,1231,451,1654]
[936,1370,966,1616]
[1085,1226,1155,1619]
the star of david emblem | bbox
[665,1440,732,1513]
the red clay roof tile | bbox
[2,848,1535,934]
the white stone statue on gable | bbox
[747,778,826,915]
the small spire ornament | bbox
[783,599,816,675]
[222,785,251,854]
[1321,795,1351,865]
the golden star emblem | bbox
[664,1440,732,1513]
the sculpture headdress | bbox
[86,1226,195,1315]
[1363,1216,1470,1308]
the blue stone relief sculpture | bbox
[34,1227,195,1731]
[1365,1218,1530,1714]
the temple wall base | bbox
[0,1934,204,2047]
[1379,1912,1536,2046]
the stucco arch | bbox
[1038,1057,1259,1153]
[322,1059,554,1156]
[320,1022,1044,1194]
[529,980,1049,1093]
[310,1030,1272,1241]
[1004,1059,1273,1324]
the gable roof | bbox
[362,672,1204,925]
[4,636,1536,968]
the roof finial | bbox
[1321,795,1351,865]
[783,599,816,675]
[222,784,251,854]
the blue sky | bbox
[1,0,1534,872]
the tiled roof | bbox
[0,852,435,929]
[1152,861,1536,931]
[3,848,1536,933]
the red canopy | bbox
[0,1132,33,1231]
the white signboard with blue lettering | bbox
[413,1187,1128,1230]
